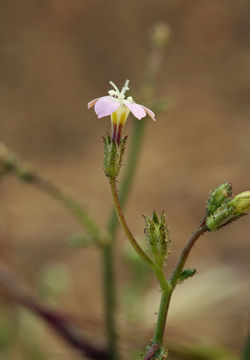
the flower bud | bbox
[103,135,127,180]
[150,22,170,48]
[206,190,250,231]
[206,182,232,216]
[143,211,170,267]
[230,191,250,214]
[206,203,235,231]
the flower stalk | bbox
[109,179,154,269]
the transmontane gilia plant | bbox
[88,81,250,360]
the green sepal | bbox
[206,200,246,231]
[143,211,170,268]
[206,202,234,231]
[152,211,159,224]
[103,135,127,180]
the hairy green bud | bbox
[206,190,250,231]
[143,211,170,267]
[206,182,232,216]
[230,191,250,214]
[103,135,127,180]
[206,203,235,231]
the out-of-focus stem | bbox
[33,175,100,241]
[241,333,250,360]
[107,24,168,238]
[0,265,108,360]
[0,145,100,242]
[102,244,118,360]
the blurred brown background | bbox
[0,0,249,358]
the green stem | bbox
[153,270,172,344]
[0,147,100,242]
[103,120,147,360]
[144,272,172,360]
[33,175,100,241]
[107,120,146,237]
[170,223,208,288]
[144,221,208,360]
[103,30,166,360]
[241,333,250,360]
[102,244,118,360]
[109,179,154,269]
[153,287,172,344]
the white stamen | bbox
[108,80,131,103]
[121,79,130,95]
[127,96,133,103]
[109,81,119,92]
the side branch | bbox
[0,143,101,242]
[170,219,208,287]
[0,265,108,360]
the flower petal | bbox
[123,101,146,120]
[87,97,100,109]
[142,106,156,121]
[94,96,120,118]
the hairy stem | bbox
[152,269,172,344]
[103,120,147,360]
[170,220,208,288]
[144,219,208,360]
[109,179,154,268]
[153,288,172,345]
[107,120,147,237]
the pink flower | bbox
[88,80,156,144]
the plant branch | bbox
[170,218,208,288]
[0,144,101,243]
[107,120,147,237]
[152,270,172,345]
[0,264,108,360]
[144,218,208,360]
